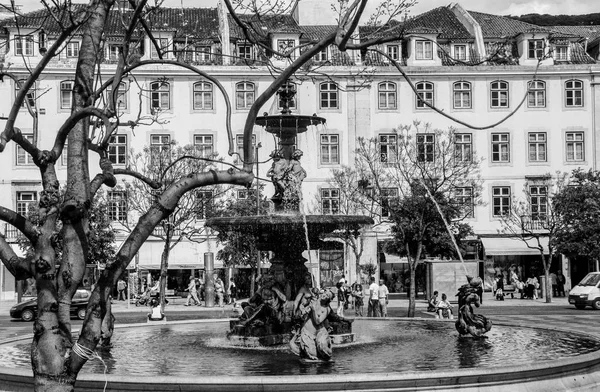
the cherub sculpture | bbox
[455,276,492,338]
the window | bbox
[320,134,339,165]
[277,39,295,57]
[321,188,340,214]
[314,47,328,62]
[15,80,36,108]
[379,134,397,163]
[150,134,171,166]
[107,82,128,110]
[235,134,256,163]
[108,191,127,223]
[378,82,397,110]
[554,46,568,61]
[14,35,34,56]
[193,81,213,110]
[491,133,510,163]
[238,44,253,60]
[381,188,398,217]
[416,134,435,162]
[108,134,128,165]
[454,44,467,61]
[528,39,544,59]
[490,80,509,108]
[150,81,170,113]
[277,83,296,110]
[566,132,584,162]
[66,42,79,58]
[454,187,474,218]
[387,44,399,60]
[527,80,546,108]
[196,190,213,219]
[195,46,211,62]
[319,82,339,109]
[60,81,74,109]
[415,81,434,108]
[454,133,472,162]
[565,79,583,107]
[529,185,547,221]
[16,134,34,166]
[453,81,471,109]
[528,132,546,162]
[415,40,433,60]
[492,186,511,217]
[236,82,255,110]
[107,44,120,61]
[16,191,37,216]
[194,134,213,158]
[150,38,169,59]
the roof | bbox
[228,13,301,41]
[469,10,552,38]
[549,25,600,43]
[404,6,472,40]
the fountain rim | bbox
[1,318,600,391]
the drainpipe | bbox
[592,72,599,170]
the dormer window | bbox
[415,40,433,60]
[454,44,467,61]
[528,39,544,59]
[238,44,253,60]
[15,35,34,56]
[314,47,328,62]
[195,46,211,62]
[387,44,399,61]
[150,38,169,59]
[554,45,568,61]
[66,42,79,58]
[277,39,295,57]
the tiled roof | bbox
[404,6,472,40]
[549,26,600,43]
[229,14,300,40]
[300,25,337,42]
[469,11,552,38]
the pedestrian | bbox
[427,291,439,312]
[215,276,225,307]
[351,281,364,316]
[436,293,453,319]
[557,270,566,297]
[525,274,539,300]
[495,274,504,300]
[550,271,558,297]
[378,279,389,317]
[117,278,127,301]
[147,297,165,321]
[367,276,380,317]
[336,281,346,317]
[184,276,201,306]
[228,280,237,305]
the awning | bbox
[481,237,549,256]
[382,252,408,264]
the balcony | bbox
[1,224,22,242]
[520,215,548,231]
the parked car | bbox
[568,272,600,310]
[9,289,91,321]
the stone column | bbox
[204,253,215,307]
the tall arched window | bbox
[527,80,546,108]
[415,81,434,108]
[378,82,397,110]
[319,82,339,109]
[107,82,128,110]
[490,80,509,108]
[193,81,213,110]
[236,82,255,109]
[453,81,471,109]
[60,80,74,109]
[150,81,170,113]
[565,79,583,107]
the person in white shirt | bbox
[378,280,389,317]
[367,277,380,317]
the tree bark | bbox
[159,226,172,314]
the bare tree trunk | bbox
[543,253,552,303]
[159,228,172,314]
[408,262,417,318]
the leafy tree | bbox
[498,172,569,303]
[553,169,600,271]
[355,123,481,317]
[118,141,226,313]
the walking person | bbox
[550,271,558,297]
[117,278,127,301]
[351,281,364,316]
[557,270,566,297]
[378,279,389,317]
[336,282,346,317]
[184,276,201,306]
[215,276,225,307]
[367,277,380,317]
[228,280,237,305]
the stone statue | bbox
[236,274,287,330]
[290,288,352,362]
[267,150,288,201]
[267,148,307,211]
[455,276,492,338]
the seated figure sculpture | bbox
[290,288,352,362]
[236,274,287,333]
[455,276,492,337]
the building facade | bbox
[0,1,599,299]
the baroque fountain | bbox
[1,82,600,391]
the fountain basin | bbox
[1,318,600,391]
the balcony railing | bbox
[2,224,22,242]
[521,216,548,231]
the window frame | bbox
[107,190,128,223]
[66,42,79,58]
[528,39,545,59]
[235,134,256,164]
[415,81,434,109]
[196,190,214,219]
[321,188,340,214]
[381,188,398,218]
[150,38,170,59]
[554,45,568,61]
[490,80,509,108]
[491,133,510,163]
[14,35,34,56]
[235,82,255,110]
[15,79,36,109]
[314,47,328,62]
[319,82,339,110]
[528,132,547,162]
[150,81,170,113]
[416,133,435,162]
[194,134,214,158]
[16,191,37,216]
[237,44,253,60]
[379,134,398,164]
[150,134,171,167]
[529,185,548,221]
[454,44,467,61]
[454,187,474,218]
[386,44,399,61]
[454,133,472,162]
[320,134,340,165]
[492,186,511,217]
[107,81,128,111]
[378,81,397,110]
[193,81,213,111]
[195,46,212,62]
[527,80,546,108]
[453,81,472,109]
[565,79,583,108]
[60,80,74,109]
[16,134,34,166]
[565,131,585,162]
[108,134,128,165]
[415,40,433,60]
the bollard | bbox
[204,253,215,307]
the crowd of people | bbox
[493,266,567,300]
[333,275,390,318]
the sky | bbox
[13,0,600,16]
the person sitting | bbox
[435,293,453,319]
[147,297,165,322]
[427,291,439,312]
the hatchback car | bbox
[9,289,91,321]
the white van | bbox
[568,272,600,310]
